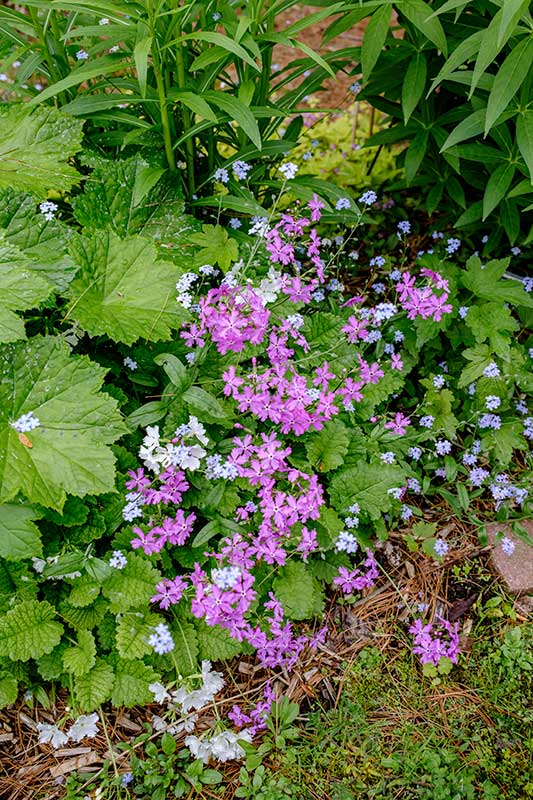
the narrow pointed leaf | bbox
[400,0,448,55]
[402,53,427,123]
[517,110,533,183]
[202,91,261,149]
[482,163,516,220]
[441,108,486,151]
[362,4,391,81]
[485,37,533,134]
[134,35,152,98]
[498,0,530,46]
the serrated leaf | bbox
[305,420,350,472]
[0,188,76,287]
[0,335,127,511]
[102,554,161,613]
[272,562,324,621]
[0,105,83,195]
[111,658,158,707]
[421,388,458,439]
[195,619,242,663]
[115,612,157,660]
[0,673,18,708]
[63,629,97,677]
[75,658,114,711]
[329,462,407,520]
[488,421,526,465]
[189,225,239,272]
[0,239,53,343]
[461,256,533,307]
[68,575,101,608]
[458,344,494,388]
[66,231,188,345]
[60,597,108,630]
[466,302,518,358]
[0,502,42,560]
[0,600,63,661]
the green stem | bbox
[154,57,177,173]
[175,38,196,197]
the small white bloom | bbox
[186,415,209,445]
[37,723,69,749]
[279,162,298,180]
[76,49,89,60]
[109,550,127,569]
[11,411,40,433]
[123,356,137,371]
[99,17,110,24]
[149,682,171,704]
[68,713,99,743]
[143,425,160,450]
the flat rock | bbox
[486,520,533,594]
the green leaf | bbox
[170,91,218,123]
[402,53,427,123]
[421,388,458,439]
[0,239,53,343]
[196,619,243,662]
[0,335,126,510]
[66,231,188,345]
[0,188,76,292]
[400,0,447,54]
[111,658,158,707]
[189,224,239,271]
[466,302,518,358]
[461,256,533,307]
[482,163,515,220]
[0,105,83,196]
[497,0,530,47]
[362,4,392,81]
[485,37,533,134]
[429,30,484,92]
[490,421,527,465]
[171,618,199,675]
[28,55,125,106]
[68,575,101,608]
[75,658,114,711]
[305,420,350,472]
[102,554,161,613]
[329,462,407,520]
[0,502,42,560]
[178,31,261,73]
[202,91,262,150]
[272,562,324,621]
[63,629,97,677]
[441,109,486,152]
[115,612,157,660]
[0,673,18,708]
[405,130,429,185]
[153,353,189,391]
[134,35,152,98]
[458,344,494,388]
[470,6,521,97]
[182,386,229,423]
[0,600,63,661]
[517,110,533,183]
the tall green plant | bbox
[1,0,349,200]
[324,0,533,246]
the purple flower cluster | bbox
[409,616,460,667]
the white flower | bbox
[201,661,225,695]
[123,356,137,370]
[149,682,171,704]
[279,162,298,180]
[76,49,89,60]
[185,729,252,764]
[99,17,110,24]
[68,713,99,743]
[143,425,160,450]
[151,714,167,731]
[10,411,40,432]
[37,723,69,749]
[109,550,127,569]
[186,415,209,445]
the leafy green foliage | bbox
[63,629,97,677]
[0,240,52,342]
[115,612,158,660]
[272,562,324,621]
[102,555,161,613]
[305,420,350,472]
[0,105,83,195]
[0,600,63,661]
[111,658,159,707]
[189,225,239,272]
[74,658,114,710]
[0,335,127,510]
[66,231,189,345]
[0,502,42,560]
[329,462,407,520]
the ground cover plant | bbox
[0,2,532,799]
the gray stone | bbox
[486,520,533,594]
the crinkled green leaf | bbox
[195,619,242,663]
[37,643,68,681]
[102,554,161,613]
[305,420,350,472]
[66,231,189,345]
[272,562,324,621]
[111,658,159,708]
[0,502,42,560]
[0,240,53,343]
[420,387,458,439]
[0,106,83,196]
[60,596,108,630]
[0,188,76,292]
[75,658,114,711]
[68,575,101,608]
[0,335,127,510]
[0,599,63,661]
[189,224,239,272]
[461,256,533,307]
[0,673,18,708]
[63,629,97,677]
[170,618,200,675]
[72,155,198,255]
[329,462,407,520]
[466,302,518,358]
[115,612,159,660]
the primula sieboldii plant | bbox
[123,192,473,686]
